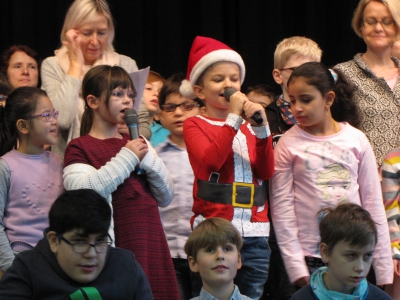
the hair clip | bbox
[329,69,338,84]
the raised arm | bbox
[63,144,140,198]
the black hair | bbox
[0,86,47,156]
[287,62,360,128]
[49,189,111,235]
[246,83,275,100]
[159,73,205,108]
[80,65,136,136]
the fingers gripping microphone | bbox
[224,88,264,125]
[124,108,140,140]
[123,108,146,175]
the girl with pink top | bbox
[271,62,393,289]
[0,87,64,278]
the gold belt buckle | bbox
[232,182,254,208]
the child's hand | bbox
[124,138,148,161]
[227,91,246,116]
[243,101,268,126]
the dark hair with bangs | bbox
[319,202,377,254]
[0,87,47,156]
[80,65,136,136]
[159,73,204,107]
[49,189,111,235]
[184,217,243,261]
[287,62,360,129]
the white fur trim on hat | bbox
[179,79,197,99]
[191,49,245,87]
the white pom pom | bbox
[179,79,196,99]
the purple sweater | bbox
[0,150,64,270]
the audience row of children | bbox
[0,1,400,300]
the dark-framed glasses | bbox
[363,17,395,28]
[26,111,59,122]
[161,101,200,112]
[57,233,112,253]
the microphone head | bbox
[123,108,139,126]
[223,87,237,102]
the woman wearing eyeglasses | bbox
[335,0,400,170]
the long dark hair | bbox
[287,62,360,128]
[80,65,136,136]
[0,87,48,156]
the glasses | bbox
[279,67,297,72]
[363,17,395,28]
[57,233,112,254]
[161,101,200,112]
[26,111,59,122]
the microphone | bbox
[124,109,140,140]
[224,88,263,125]
[123,108,145,175]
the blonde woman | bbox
[41,0,138,157]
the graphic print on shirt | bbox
[316,163,351,203]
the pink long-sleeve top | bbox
[271,122,393,285]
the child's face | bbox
[288,77,334,132]
[247,91,273,109]
[101,86,134,125]
[273,55,318,99]
[143,80,163,116]
[158,93,201,137]
[194,62,241,117]
[48,230,109,284]
[320,240,375,294]
[188,243,242,290]
[24,96,58,150]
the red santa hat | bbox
[179,36,246,99]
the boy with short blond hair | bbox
[185,217,251,300]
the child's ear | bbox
[272,69,283,85]
[193,85,206,100]
[237,252,242,270]
[16,119,30,135]
[325,91,335,108]
[87,95,99,109]
[320,242,330,264]
[188,256,199,273]
[47,231,60,254]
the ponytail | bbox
[330,68,360,128]
[288,62,360,128]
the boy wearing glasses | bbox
[156,73,204,300]
[0,189,153,299]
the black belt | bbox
[197,179,267,208]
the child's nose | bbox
[354,258,365,273]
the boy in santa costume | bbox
[181,36,274,299]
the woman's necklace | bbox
[333,118,339,133]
